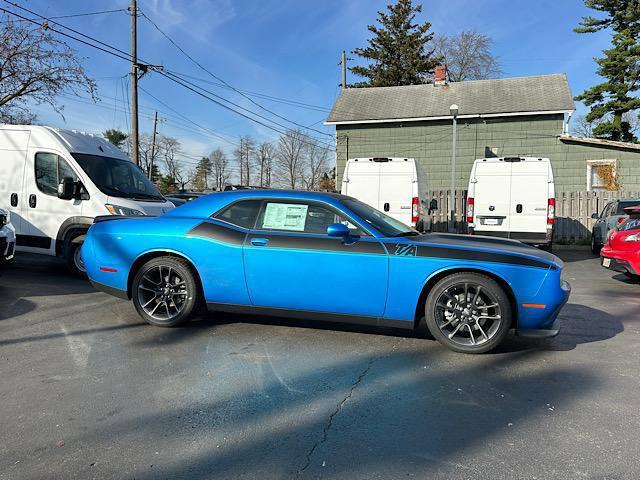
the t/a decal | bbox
[394,244,418,257]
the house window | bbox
[587,160,618,191]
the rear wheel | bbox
[132,257,199,327]
[425,273,511,354]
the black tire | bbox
[65,238,87,277]
[132,256,199,327]
[424,272,512,354]
[591,231,602,255]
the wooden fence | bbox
[425,190,640,242]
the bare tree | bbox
[571,113,639,138]
[302,141,330,191]
[234,136,255,185]
[158,135,183,182]
[0,17,96,122]
[255,142,275,187]
[274,129,306,189]
[434,30,502,82]
[571,115,596,137]
[210,148,230,191]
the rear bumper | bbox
[470,229,552,245]
[600,255,639,276]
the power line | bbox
[0,6,127,23]
[139,10,333,138]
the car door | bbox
[20,151,83,255]
[243,198,389,317]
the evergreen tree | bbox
[574,0,640,142]
[192,156,213,191]
[350,0,440,87]
[103,129,128,149]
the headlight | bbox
[623,233,640,242]
[105,204,146,216]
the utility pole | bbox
[130,0,139,166]
[340,50,347,89]
[148,111,159,180]
[449,104,459,232]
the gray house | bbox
[326,74,640,193]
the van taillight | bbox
[411,197,419,223]
[618,216,627,224]
[466,197,474,223]
[547,198,555,224]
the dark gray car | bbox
[591,199,640,254]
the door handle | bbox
[516,204,523,213]
[10,193,18,207]
[250,237,269,247]
[383,202,390,212]
[29,194,37,208]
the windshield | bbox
[72,154,164,201]
[341,197,419,237]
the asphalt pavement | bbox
[0,250,638,479]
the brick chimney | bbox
[434,65,447,86]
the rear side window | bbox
[215,199,262,229]
[255,201,363,235]
[35,153,77,196]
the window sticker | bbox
[262,203,308,231]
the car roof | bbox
[165,189,348,218]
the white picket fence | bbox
[425,190,640,241]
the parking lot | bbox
[0,250,638,479]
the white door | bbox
[0,130,29,235]
[378,161,415,225]
[20,150,84,255]
[509,162,549,234]
[342,161,381,211]
[473,162,511,233]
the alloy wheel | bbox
[136,265,189,321]
[434,282,502,347]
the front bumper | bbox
[516,318,561,338]
[0,228,16,263]
[516,279,570,338]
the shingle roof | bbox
[325,74,575,124]
[560,135,640,152]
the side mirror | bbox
[591,213,598,219]
[327,222,351,239]
[57,177,76,200]
[429,198,438,212]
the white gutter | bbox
[324,110,574,126]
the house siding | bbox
[335,114,640,192]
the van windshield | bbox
[72,153,164,202]
[341,197,419,237]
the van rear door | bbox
[341,160,380,212]
[509,160,549,234]
[473,161,511,233]
[378,159,416,226]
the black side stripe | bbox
[248,234,387,255]
[411,244,551,269]
[188,221,246,245]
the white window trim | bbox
[587,159,617,192]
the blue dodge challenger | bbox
[83,190,570,353]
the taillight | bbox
[617,217,627,224]
[411,196,419,223]
[466,197,474,223]
[547,198,555,225]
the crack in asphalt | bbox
[297,337,405,477]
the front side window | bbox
[340,197,418,237]
[214,199,262,229]
[35,153,77,196]
[256,201,363,235]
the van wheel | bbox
[65,239,86,276]
[591,232,601,255]
[132,257,199,327]
[424,273,511,354]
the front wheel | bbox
[132,257,199,327]
[65,238,87,277]
[591,231,601,255]
[425,273,512,354]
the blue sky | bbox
[22,0,610,170]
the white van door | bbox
[473,161,511,233]
[0,129,29,235]
[342,160,381,212]
[379,160,416,225]
[20,150,84,255]
[509,161,549,234]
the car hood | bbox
[406,233,562,268]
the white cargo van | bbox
[466,157,555,248]
[0,125,174,273]
[340,157,430,231]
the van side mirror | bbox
[57,177,76,200]
[429,199,438,212]
[327,223,351,240]
[591,213,598,219]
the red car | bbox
[601,206,640,278]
